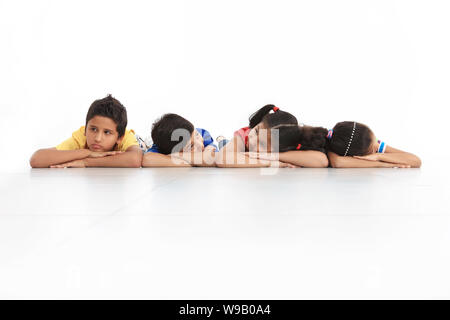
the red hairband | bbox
[296,144,301,150]
[272,106,279,112]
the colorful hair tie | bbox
[296,144,301,150]
[272,106,279,112]
[343,122,357,156]
[327,129,333,139]
[377,140,386,153]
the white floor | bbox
[0,167,449,299]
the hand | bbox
[353,154,380,161]
[202,145,217,158]
[354,154,411,168]
[269,161,299,168]
[170,152,193,163]
[245,153,298,167]
[204,145,216,152]
[202,146,217,165]
[88,151,123,158]
[246,152,279,161]
[168,153,193,165]
[50,159,86,168]
[380,162,411,168]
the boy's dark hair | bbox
[327,121,373,156]
[276,125,329,153]
[151,113,195,155]
[249,104,298,128]
[85,94,127,137]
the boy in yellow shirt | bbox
[30,95,142,168]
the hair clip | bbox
[327,129,333,139]
[296,143,302,150]
[343,122,357,156]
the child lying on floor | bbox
[325,121,421,168]
[30,95,142,168]
[216,105,329,168]
[141,113,217,167]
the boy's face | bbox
[182,129,204,152]
[85,116,123,151]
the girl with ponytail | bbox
[216,105,328,168]
[246,118,421,168]
[325,121,421,168]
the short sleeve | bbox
[145,144,160,153]
[233,126,250,147]
[55,126,86,150]
[118,129,139,151]
[198,128,218,152]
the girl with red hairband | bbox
[216,104,328,168]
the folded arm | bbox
[277,151,329,167]
[215,137,273,168]
[359,146,421,168]
[175,145,217,167]
[30,148,91,168]
[142,152,192,167]
[328,151,413,168]
[83,145,142,168]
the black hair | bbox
[249,104,298,129]
[85,94,127,137]
[275,125,329,153]
[327,121,373,156]
[151,113,195,155]
[275,121,373,155]
[247,105,328,153]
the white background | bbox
[1,1,450,300]
[1,0,449,171]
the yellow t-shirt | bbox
[56,126,138,151]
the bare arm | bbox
[328,152,411,168]
[215,137,272,168]
[83,145,142,168]
[354,146,421,168]
[142,152,192,167]
[173,145,217,167]
[278,151,329,168]
[142,145,217,167]
[30,148,91,168]
[246,151,329,167]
